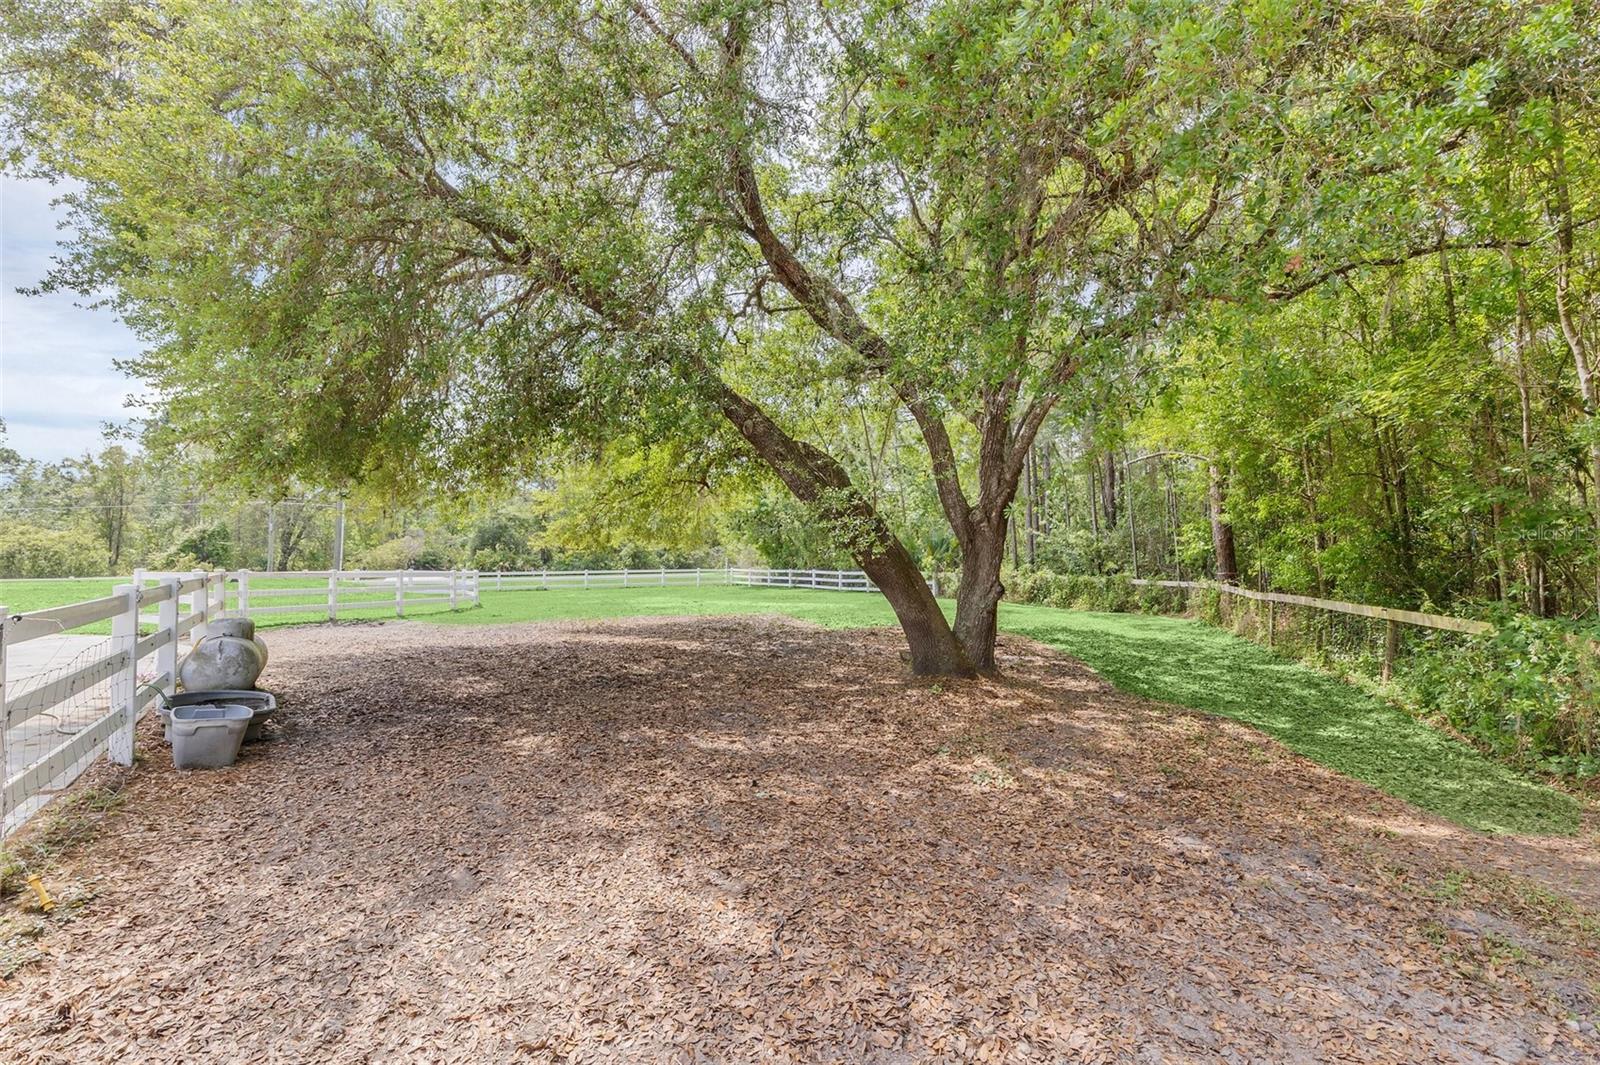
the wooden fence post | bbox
[328,571,339,621]
[1382,619,1400,682]
[1266,599,1276,650]
[158,575,180,697]
[238,569,251,618]
[108,583,140,767]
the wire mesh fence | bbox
[1193,585,1480,685]
[2,636,136,835]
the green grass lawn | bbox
[996,605,1580,837]
[5,580,1580,834]
[0,578,123,615]
[439,584,900,629]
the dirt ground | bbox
[2,615,1598,1064]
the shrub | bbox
[468,514,540,570]
[0,524,109,577]
[1001,569,1141,613]
[1405,613,1600,778]
[159,523,232,569]
[357,535,456,571]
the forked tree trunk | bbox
[860,544,975,676]
[707,374,976,677]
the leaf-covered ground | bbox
[3,616,1596,1063]
[2,581,1582,831]
[442,588,1583,834]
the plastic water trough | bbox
[160,690,278,743]
[169,704,252,770]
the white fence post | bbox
[584,569,590,590]
[471,570,481,606]
[396,570,406,617]
[238,569,251,618]
[696,567,702,587]
[328,571,339,621]
[449,570,459,611]
[158,575,180,697]
[187,570,210,642]
[623,567,629,588]
[107,583,140,766]
[660,567,666,587]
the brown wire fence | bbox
[1130,579,1488,683]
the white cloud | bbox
[0,174,150,463]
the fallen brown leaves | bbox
[1,615,1596,1063]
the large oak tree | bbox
[4,0,1392,673]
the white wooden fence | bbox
[0,564,895,837]
[0,568,486,837]
[230,568,483,619]
[478,567,881,592]
[1,571,227,836]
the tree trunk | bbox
[1040,445,1054,537]
[1208,463,1239,584]
[953,516,1008,673]
[1101,452,1119,528]
[1547,101,1600,614]
[1506,245,1549,615]
[1024,447,1037,566]
[1125,453,1139,579]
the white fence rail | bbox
[1,567,489,837]
[230,568,482,619]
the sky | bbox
[0,174,148,464]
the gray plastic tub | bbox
[163,690,277,743]
[170,704,252,769]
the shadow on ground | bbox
[2,616,1596,1063]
